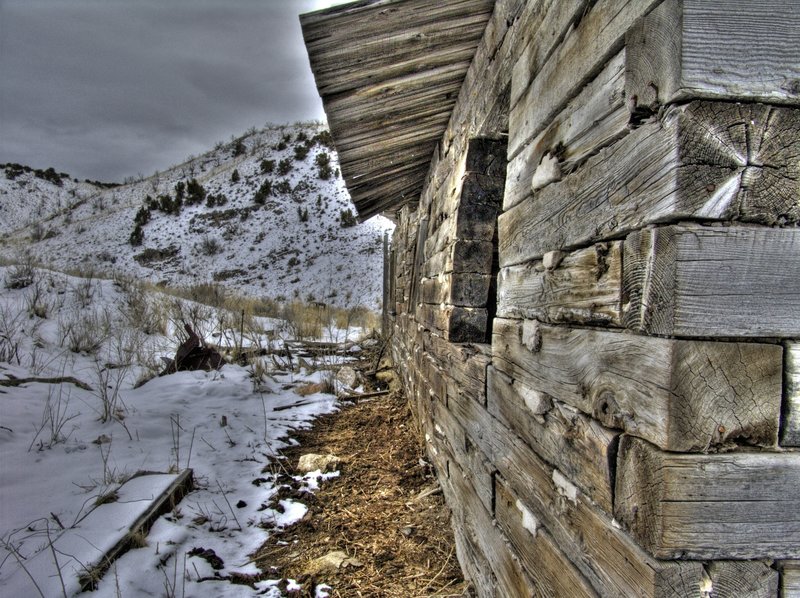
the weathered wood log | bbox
[417,303,488,343]
[505,49,628,210]
[446,388,705,597]
[497,241,623,326]
[488,365,618,514]
[779,561,800,598]
[430,396,494,514]
[705,561,779,598]
[509,0,660,158]
[624,224,800,338]
[499,101,800,267]
[615,435,800,559]
[626,0,800,113]
[492,318,782,452]
[419,330,490,405]
[495,477,599,597]
[424,239,493,278]
[425,418,535,598]
[784,343,800,447]
[421,273,492,307]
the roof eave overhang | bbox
[301,0,495,220]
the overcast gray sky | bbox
[0,0,349,182]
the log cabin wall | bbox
[304,0,800,595]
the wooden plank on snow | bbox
[623,225,800,337]
[615,435,800,560]
[492,318,782,452]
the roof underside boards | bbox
[300,0,496,220]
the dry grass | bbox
[254,388,472,597]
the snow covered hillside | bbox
[0,124,393,310]
[0,265,365,597]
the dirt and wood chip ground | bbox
[254,367,472,597]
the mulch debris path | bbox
[254,385,472,597]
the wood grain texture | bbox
[497,241,623,326]
[778,561,800,598]
[509,0,660,158]
[505,49,629,211]
[488,365,619,514]
[626,0,800,112]
[615,435,800,560]
[445,388,704,598]
[426,422,536,598]
[495,477,599,597]
[421,273,492,307]
[499,101,800,266]
[623,224,800,337]
[784,343,800,447]
[706,561,779,598]
[301,0,496,219]
[492,318,782,452]
[416,303,488,343]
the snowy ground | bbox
[0,266,361,597]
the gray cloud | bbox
[0,0,329,182]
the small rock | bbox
[235,500,247,508]
[335,366,358,388]
[303,551,363,576]
[297,453,341,473]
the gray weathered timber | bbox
[424,239,493,278]
[505,49,628,210]
[705,561,780,598]
[779,561,800,598]
[784,343,800,447]
[497,241,623,326]
[446,389,704,598]
[427,426,536,598]
[301,0,496,219]
[421,273,492,307]
[417,303,488,343]
[420,332,490,405]
[615,436,800,560]
[492,318,782,452]
[626,0,800,113]
[430,397,494,514]
[509,0,661,158]
[488,366,618,514]
[624,225,800,337]
[495,477,599,597]
[499,101,800,267]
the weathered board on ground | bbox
[626,0,800,111]
[623,225,800,337]
[492,318,782,452]
[615,436,800,559]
